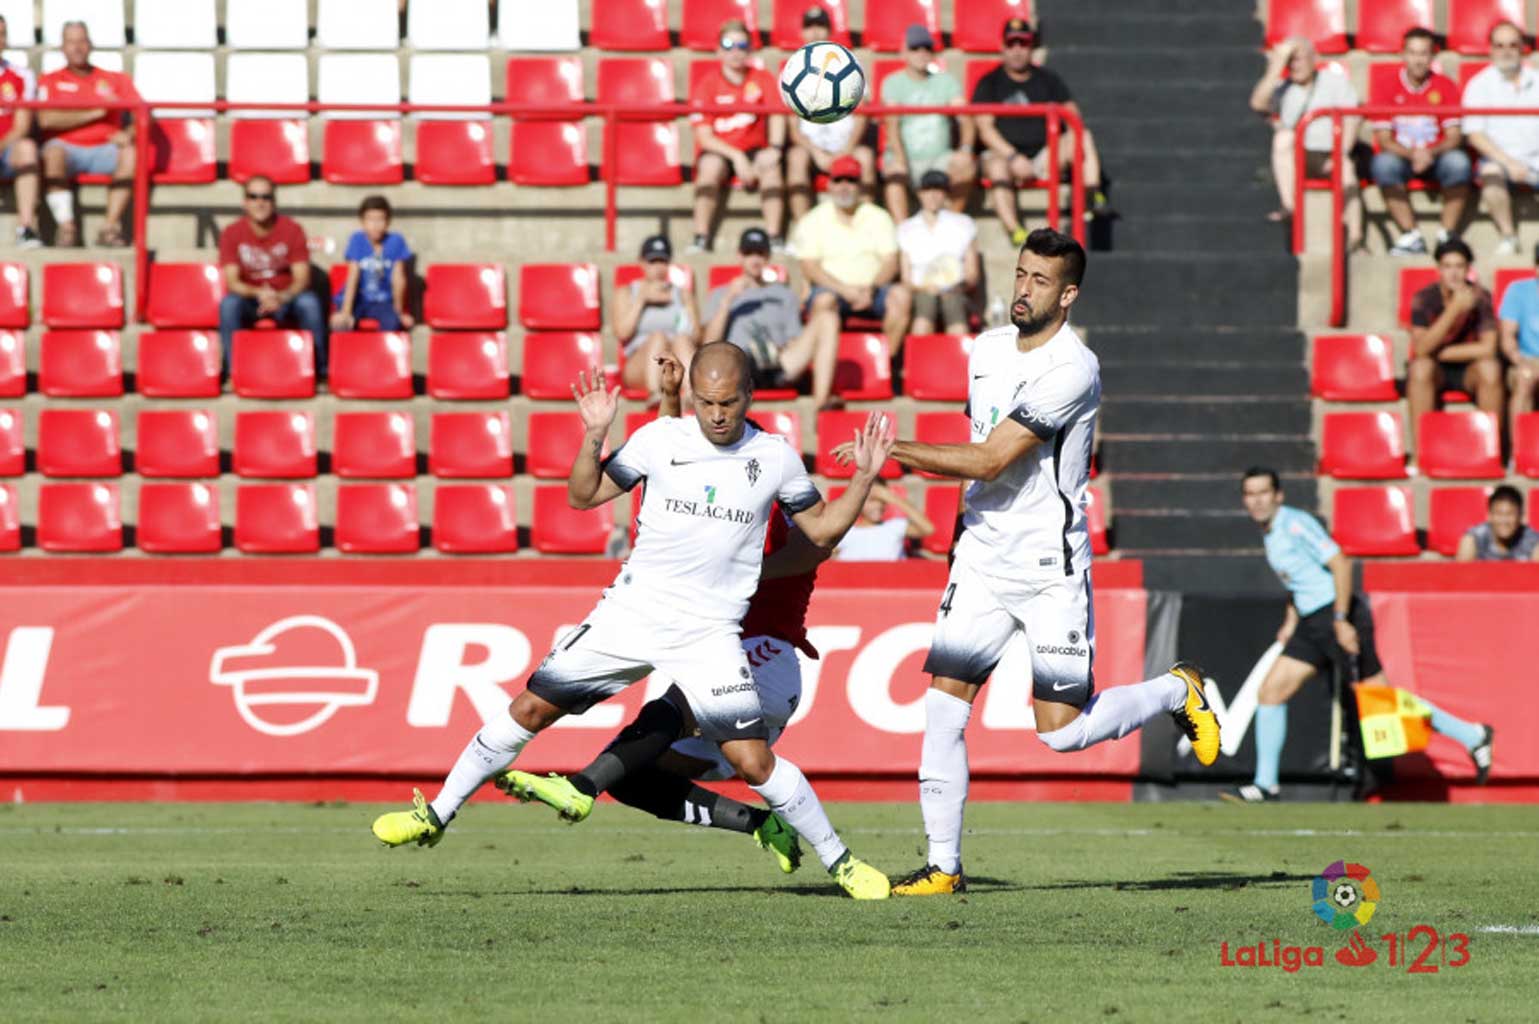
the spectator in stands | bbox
[1370,27,1472,256]
[36,21,139,248]
[1499,243,1539,437]
[898,171,979,335]
[786,9,873,222]
[1463,20,1539,255]
[880,24,973,221]
[218,176,327,374]
[971,18,1109,247]
[331,195,414,333]
[1407,238,1503,430]
[0,16,40,248]
[702,226,841,409]
[689,19,786,254]
[1457,485,1539,561]
[793,155,913,356]
[1251,38,1364,250]
[832,484,934,561]
[615,234,700,403]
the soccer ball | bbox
[1332,883,1359,909]
[779,41,866,124]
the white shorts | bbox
[670,635,803,780]
[527,594,767,742]
[922,556,1096,704]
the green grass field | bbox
[3,800,1537,1022]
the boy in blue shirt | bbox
[1498,244,1539,435]
[331,195,414,332]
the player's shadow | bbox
[1020,871,1316,893]
[423,875,1028,899]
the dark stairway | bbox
[1041,0,1315,590]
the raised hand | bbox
[571,366,620,433]
[850,411,894,478]
[655,352,684,400]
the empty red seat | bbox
[1418,411,1503,479]
[0,483,17,551]
[229,120,311,184]
[522,331,602,399]
[39,482,122,552]
[1265,0,1348,53]
[235,483,320,553]
[913,412,971,478]
[145,263,223,328]
[137,330,222,398]
[231,329,316,398]
[1086,485,1110,555]
[38,409,121,477]
[532,483,614,553]
[755,409,802,452]
[0,408,20,476]
[431,411,514,478]
[42,263,125,328]
[902,334,971,400]
[137,482,222,553]
[815,410,901,478]
[507,57,589,186]
[424,264,508,330]
[1319,411,1407,479]
[234,410,318,478]
[682,0,759,50]
[323,120,404,184]
[38,330,122,397]
[136,409,219,478]
[329,331,413,399]
[416,121,496,185]
[590,0,669,50]
[433,484,519,553]
[525,411,586,478]
[0,331,20,397]
[1358,0,1434,52]
[0,262,28,327]
[864,0,941,51]
[519,263,601,330]
[333,411,417,479]
[1332,486,1419,555]
[1427,486,1489,556]
[833,333,894,400]
[1515,413,1539,477]
[1448,0,1524,54]
[1397,266,1439,326]
[954,0,1032,52]
[1311,333,1397,401]
[596,59,683,186]
[921,484,961,555]
[427,332,510,399]
[336,483,420,553]
[150,118,217,184]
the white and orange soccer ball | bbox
[778,41,865,124]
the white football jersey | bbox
[603,416,821,624]
[953,322,1100,582]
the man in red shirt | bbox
[0,15,40,248]
[217,177,327,374]
[688,19,787,254]
[1370,26,1472,255]
[36,21,138,247]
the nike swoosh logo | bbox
[1187,679,1210,712]
[734,717,762,729]
[670,456,744,466]
[971,373,991,380]
[1051,682,1077,692]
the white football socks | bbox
[429,713,534,824]
[751,755,847,870]
[918,689,972,875]
[1037,672,1186,752]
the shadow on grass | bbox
[1018,871,1316,893]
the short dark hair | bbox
[358,194,393,219]
[1021,228,1086,287]
[1242,465,1281,491]
[1402,26,1436,49]
[1434,237,1473,264]
[1489,484,1523,510]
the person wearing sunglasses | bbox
[881,24,974,221]
[218,177,328,376]
[1463,19,1539,255]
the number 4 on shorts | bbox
[938,583,956,617]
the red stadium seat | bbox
[1427,486,1490,556]
[815,410,901,478]
[234,410,318,478]
[771,0,851,47]
[0,483,17,551]
[145,263,223,328]
[625,409,659,437]
[522,331,602,399]
[431,411,514,478]
[135,409,219,478]
[864,0,941,52]
[1448,0,1524,54]
[903,334,972,400]
[1357,0,1434,53]
[39,330,122,397]
[42,263,125,328]
[614,263,695,292]
[231,330,316,398]
[235,483,320,553]
[755,409,802,452]
[38,409,121,477]
[433,484,519,553]
[1493,267,1530,312]
[1318,411,1407,479]
[525,411,586,479]
[591,0,669,50]
[964,59,995,105]
[519,263,600,330]
[706,263,787,289]
[137,330,222,398]
[0,262,28,327]
[150,118,217,184]
[39,482,122,552]
[333,411,416,479]
[1418,411,1503,479]
[229,120,311,184]
[1515,413,1539,477]
[507,57,589,186]
[1310,333,1397,401]
[329,331,413,399]
[921,484,961,555]
[415,121,496,185]
[954,0,1032,52]
[833,333,894,400]
[913,412,970,479]
[323,120,404,184]
[0,331,19,397]
[1331,486,1419,555]
[1086,485,1110,556]
[137,482,222,553]
[1397,266,1439,326]
[0,408,20,476]
[532,484,614,553]
[424,263,508,329]
[427,332,510,399]
[336,483,420,554]
[1265,0,1348,54]
[596,59,683,186]
[1459,60,1490,91]
[681,0,759,50]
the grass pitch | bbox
[3,800,1537,1022]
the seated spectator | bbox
[1408,238,1503,430]
[0,17,40,248]
[1499,244,1539,436]
[1456,486,1539,561]
[971,18,1109,247]
[36,21,138,248]
[1250,38,1364,250]
[615,234,700,402]
[689,19,786,253]
[880,24,974,221]
[1464,20,1539,255]
[331,195,414,333]
[702,226,841,409]
[218,177,327,373]
[898,171,979,335]
[832,484,934,561]
[1370,27,1471,256]
[793,156,912,356]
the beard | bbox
[1011,303,1057,335]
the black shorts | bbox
[1281,596,1382,680]
[1440,362,1472,398]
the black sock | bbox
[571,698,685,797]
[610,766,770,834]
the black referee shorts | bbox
[1281,595,1383,679]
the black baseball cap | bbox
[739,227,771,254]
[1003,17,1035,43]
[918,170,950,191]
[904,24,936,50]
[640,234,671,261]
[802,5,831,27]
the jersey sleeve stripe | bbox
[601,451,644,491]
[1008,404,1057,441]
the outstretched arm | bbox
[567,367,625,510]
[832,416,1041,482]
[792,412,896,546]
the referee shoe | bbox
[1170,661,1222,766]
